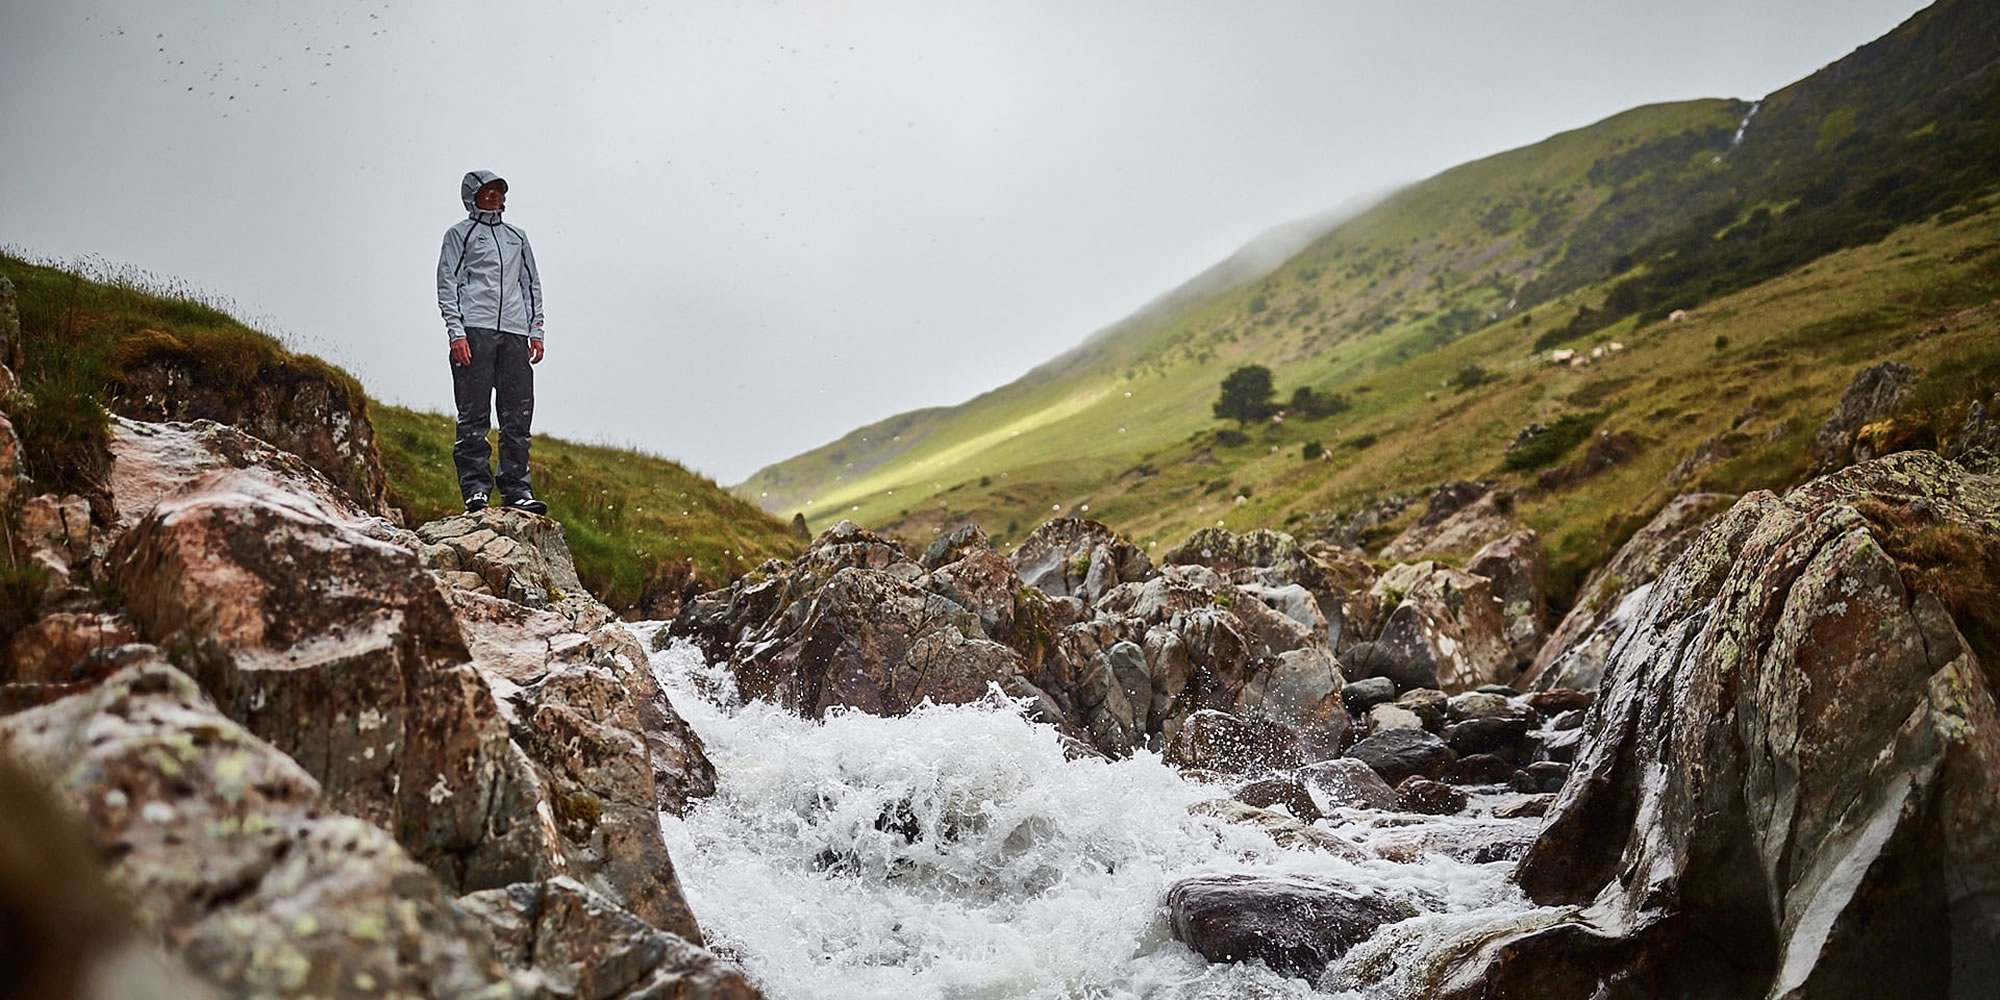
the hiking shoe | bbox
[464,492,489,513]
[505,494,549,515]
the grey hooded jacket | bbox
[436,169,545,342]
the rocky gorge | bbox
[4,262,1998,998]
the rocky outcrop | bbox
[1808,361,1917,473]
[107,339,393,517]
[1462,452,2000,998]
[107,464,708,943]
[1524,492,1734,690]
[1009,517,1152,604]
[671,519,1353,762]
[1,658,508,996]
[1362,561,1515,692]
[1163,526,1377,649]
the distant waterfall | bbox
[1730,100,1762,147]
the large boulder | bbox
[1008,517,1153,604]
[1167,873,1409,980]
[1467,530,1548,667]
[0,659,506,996]
[103,416,361,543]
[1367,562,1516,692]
[1524,492,1735,690]
[1808,361,1917,474]
[1162,527,1375,646]
[735,566,1027,719]
[1467,452,2000,998]
[1344,727,1455,786]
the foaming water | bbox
[642,628,1553,1000]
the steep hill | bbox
[740,0,2000,603]
[0,253,800,614]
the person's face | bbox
[475,182,507,211]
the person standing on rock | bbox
[437,169,549,514]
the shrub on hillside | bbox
[1504,412,1604,471]
[1302,441,1325,460]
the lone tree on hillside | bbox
[1214,364,1276,426]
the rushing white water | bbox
[644,629,1556,1000]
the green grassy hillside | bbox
[0,253,800,613]
[740,0,2000,607]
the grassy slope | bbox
[0,254,799,612]
[741,0,2000,607]
[741,97,1745,527]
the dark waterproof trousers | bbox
[451,327,535,501]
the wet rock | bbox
[1443,716,1530,759]
[1369,563,1515,692]
[1167,873,1408,980]
[1395,776,1467,815]
[1525,688,1593,716]
[1525,760,1570,793]
[460,877,761,999]
[2,611,136,685]
[108,341,393,517]
[1009,517,1152,604]
[418,508,611,628]
[1299,757,1398,812]
[1344,727,1454,786]
[1445,691,1531,723]
[1494,795,1553,819]
[1342,675,1397,711]
[1365,703,1425,734]
[1163,709,1305,775]
[1187,801,1366,859]
[1333,639,1436,694]
[1483,452,2000,998]
[1443,753,1523,787]
[15,493,93,598]
[1233,774,1323,822]
[0,659,506,996]
[1395,688,1449,732]
[1466,530,1547,665]
[1524,492,1735,690]
[1808,361,1917,473]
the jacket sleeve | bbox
[522,234,546,340]
[437,226,467,342]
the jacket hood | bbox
[460,170,508,213]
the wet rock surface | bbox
[1473,453,2000,998]
[1167,873,1410,980]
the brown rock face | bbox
[1471,453,2000,999]
[740,566,1028,718]
[1523,492,1735,691]
[103,416,365,539]
[108,468,706,942]
[1379,487,1522,561]
[1368,562,1515,692]
[107,351,392,517]
[0,659,506,996]
[1467,530,1548,666]
[1808,361,1917,474]
[1009,516,1153,604]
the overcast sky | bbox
[0,0,1926,483]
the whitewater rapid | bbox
[643,628,1558,1000]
